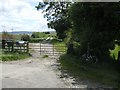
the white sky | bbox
[0,0,55,32]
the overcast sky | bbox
[0,0,55,32]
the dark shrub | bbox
[21,34,30,41]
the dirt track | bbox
[1,43,111,89]
[1,43,80,88]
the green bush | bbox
[31,32,47,38]
[29,38,44,43]
[110,45,120,60]
[21,34,30,41]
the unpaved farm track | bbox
[1,43,112,89]
[1,43,78,88]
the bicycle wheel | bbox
[81,54,87,63]
[89,56,98,64]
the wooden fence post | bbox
[40,42,41,55]
[2,40,6,49]
[27,42,29,53]
[53,43,54,55]
[11,41,14,52]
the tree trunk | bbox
[118,51,120,62]
[67,43,73,54]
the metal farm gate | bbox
[40,42,66,56]
[29,41,67,56]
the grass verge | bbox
[59,54,119,88]
[0,52,30,61]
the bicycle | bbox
[81,43,98,64]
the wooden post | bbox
[11,41,14,52]
[40,42,41,55]
[27,42,29,53]
[24,44,25,52]
[64,45,66,53]
[2,40,6,49]
[53,43,54,55]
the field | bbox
[30,32,56,43]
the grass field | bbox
[59,54,119,88]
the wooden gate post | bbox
[11,41,14,52]
[40,42,41,55]
[53,43,54,55]
[27,42,29,53]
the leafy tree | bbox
[36,2,120,63]
[69,2,120,62]
[31,32,46,38]
[36,2,72,39]
[21,34,30,41]
[44,32,50,34]
[31,32,40,38]
[2,31,13,40]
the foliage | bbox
[12,34,22,40]
[110,45,120,60]
[30,32,57,43]
[2,31,13,40]
[43,32,50,34]
[36,2,120,63]
[31,32,44,38]
[69,3,120,62]
[36,2,72,39]
[31,32,51,38]
[59,54,119,88]
[30,38,44,43]
[51,39,66,53]
[21,34,30,41]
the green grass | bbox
[110,45,120,60]
[0,52,30,61]
[42,55,49,58]
[51,39,67,53]
[29,32,56,43]
[13,34,22,40]
[30,38,44,43]
[37,32,56,38]
[59,54,119,88]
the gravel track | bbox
[1,43,112,89]
[1,43,78,88]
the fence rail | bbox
[39,42,66,56]
[3,41,29,53]
[3,41,66,56]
